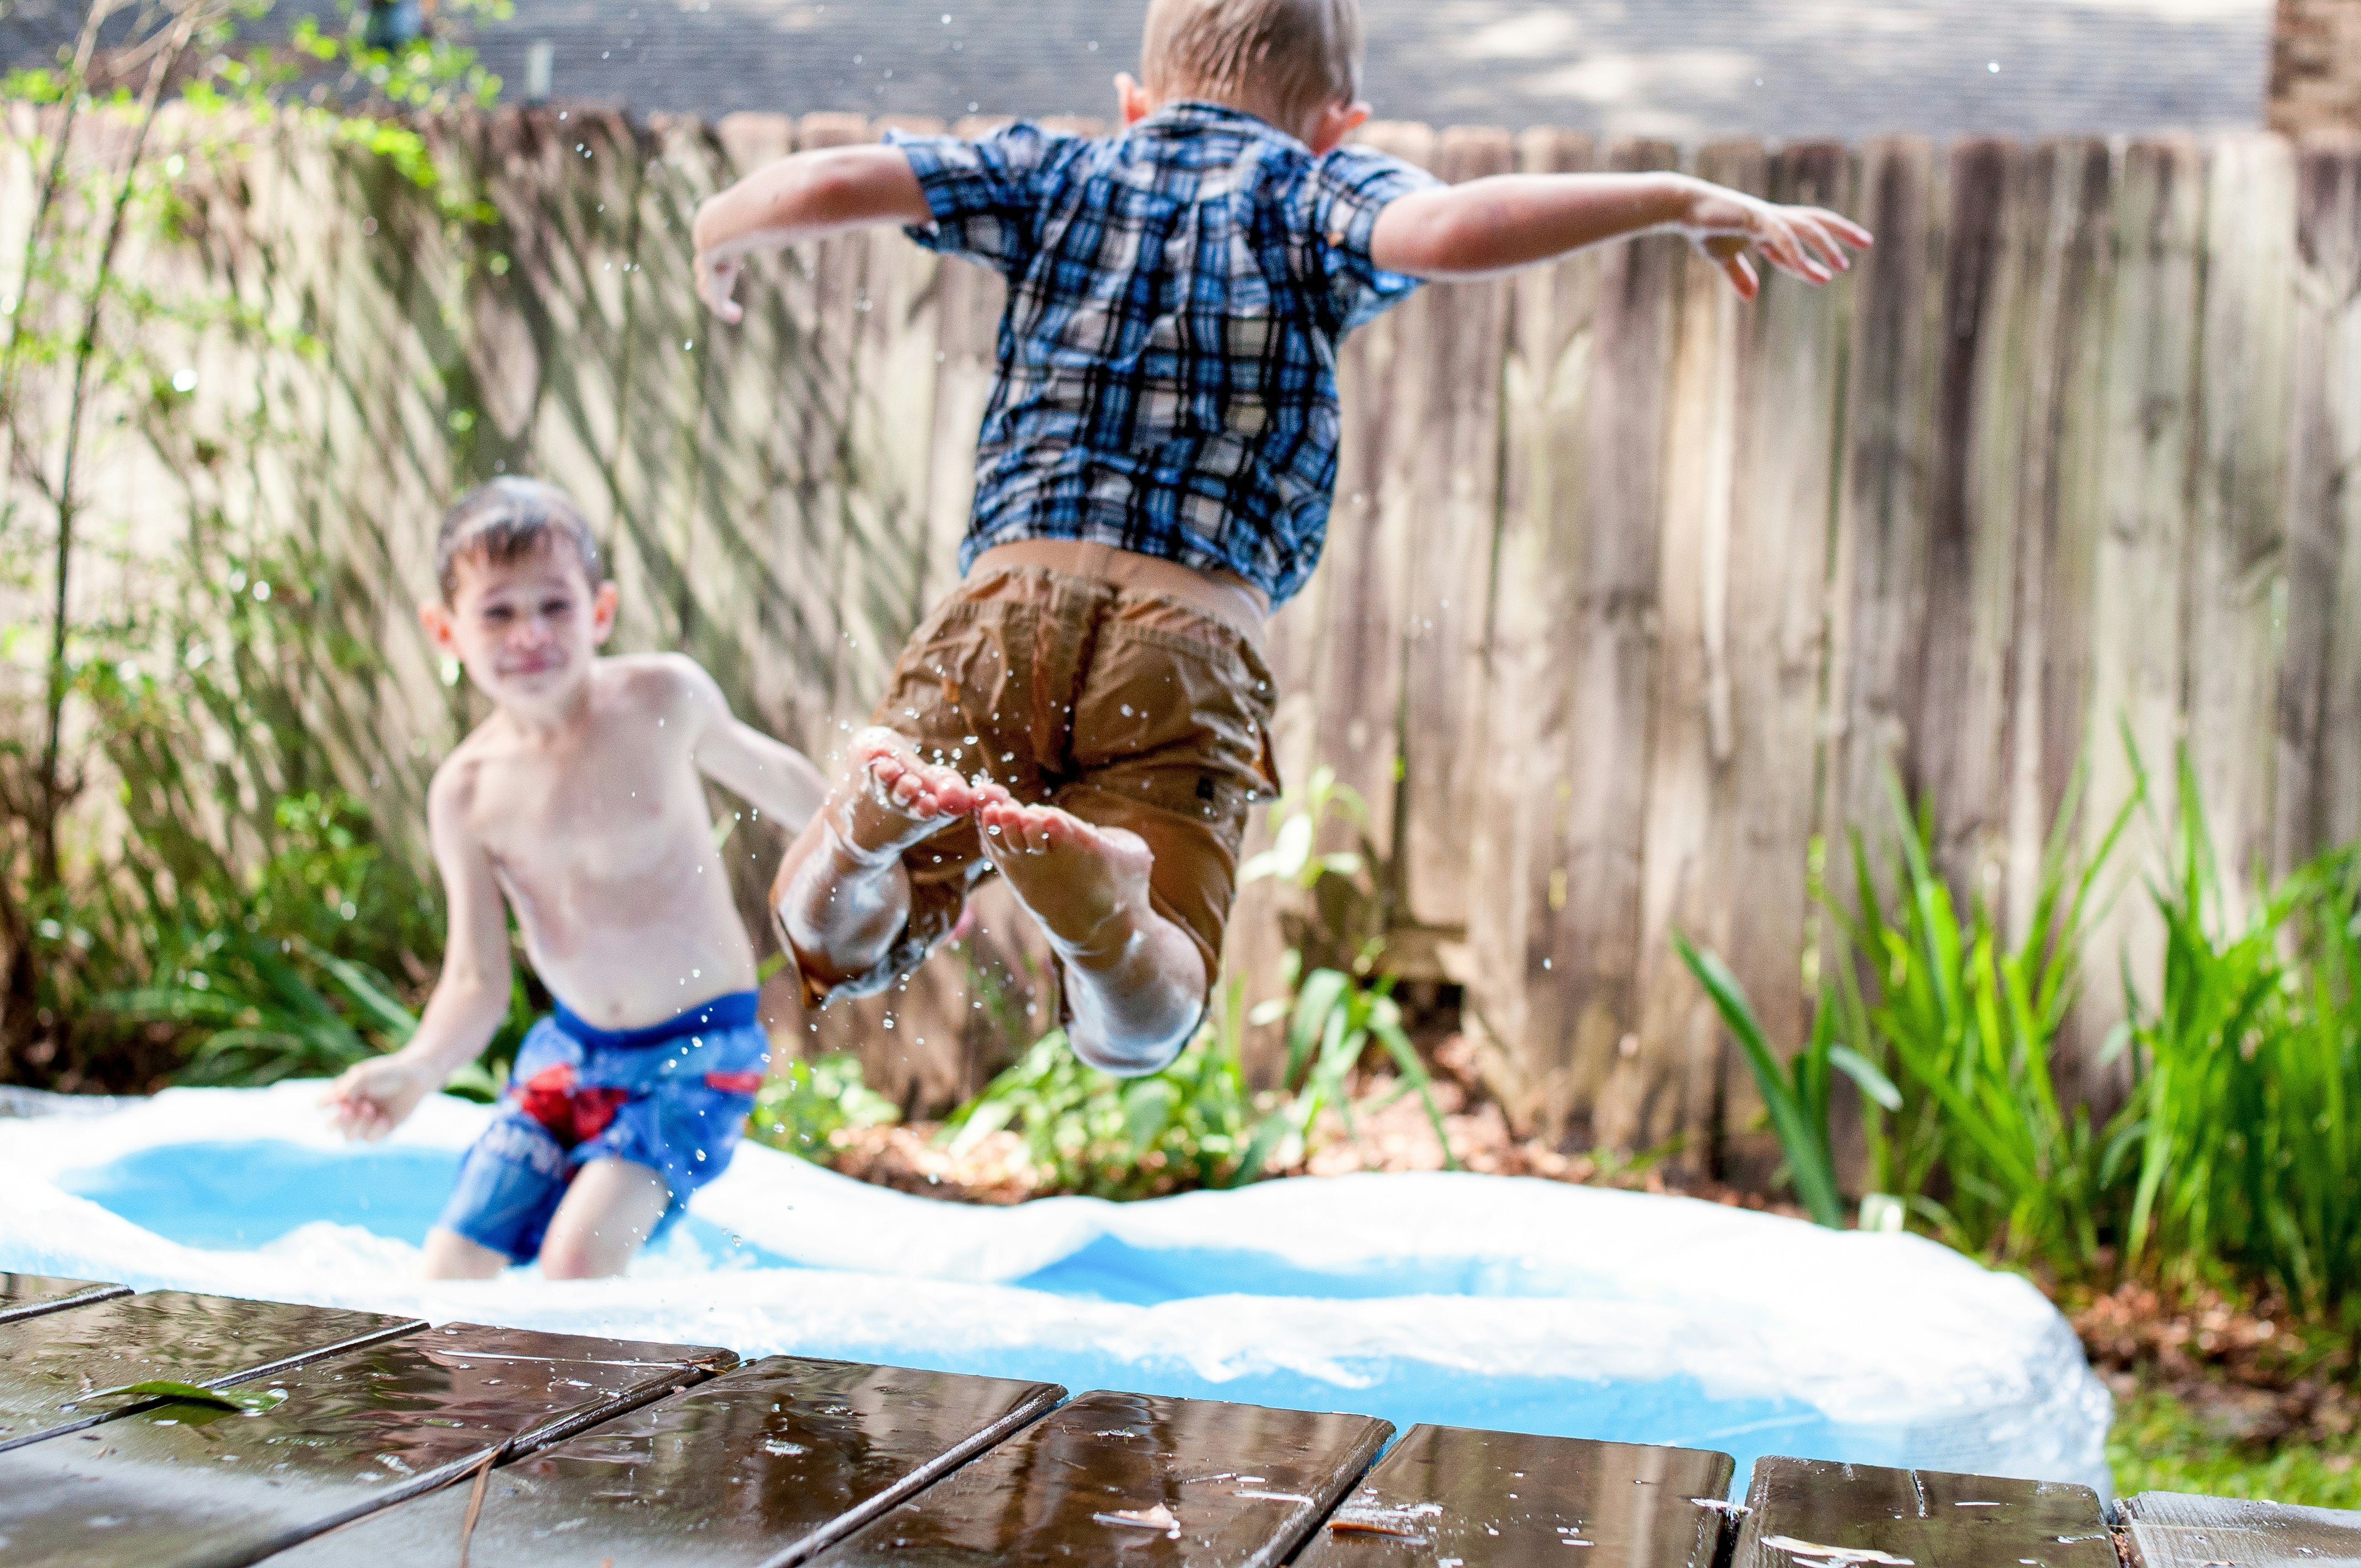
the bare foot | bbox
[975,798,1152,962]
[828,727,993,865]
[977,798,1205,1074]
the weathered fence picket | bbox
[13,105,2361,1164]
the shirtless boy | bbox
[321,478,828,1280]
[690,0,1869,1079]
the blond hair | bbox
[1141,0,1362,131]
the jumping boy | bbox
[690,0,1870,1079]
[320,478,828,1280]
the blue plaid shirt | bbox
[888,103,1440,606]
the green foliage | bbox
[2,0,513,1087]
[1241,765,1389,977]
[934,959,1457,1200]
[112,1379,288,1414]
[1230,961,1456,1185]
[1831,771,2136,1271]
[2109,1380,2361,1510]
[1683,738,2361,1326]
[1684,763,2136,1266]
[1674,932,1897,1229]
[748,1052,902,1161]
[940,984,1259,1200]
[2119,752,2361,1322]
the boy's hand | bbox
[1678,187,1872,301]
[320,1053,438,1142]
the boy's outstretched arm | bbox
[320,769,513,1140]
[692,145,932,323]
[1368,172,1872,300]
[674,656,830,840]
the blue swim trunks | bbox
[435,992,769,1262]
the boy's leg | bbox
[772,727,992,993]
[976,803,1206,1073]
[977,591,1277,1077]
[535,1157,673,1280]
[422,1227,509,1280]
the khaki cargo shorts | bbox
[801,541,1280,1008]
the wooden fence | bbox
[10,105,2361,1170]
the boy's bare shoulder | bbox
[598,651,729,715]
[426,728,503,835]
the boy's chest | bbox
[471,738,704,879]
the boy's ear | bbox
[1306,99,1372,155]
[590,579,619,646]
[1115,72,1155,126]
[418,599,460,655]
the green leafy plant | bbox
[2,0,512,1088]
[1673,933,1896,1228]
[1822,770,2137,1272]
[749,1052,902,1161]
[1230,962,1457,1185]
[1241,765,1389,977]
[939,983,1258,1200]
[2116,752,2361,1325]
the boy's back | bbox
[889,104,1435,605]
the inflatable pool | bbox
[0,1082,2112,1498]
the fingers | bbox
[696,254,743,323]
[1719,248,1759,301]
[1798,204,1876,252]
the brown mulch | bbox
[2068,1280,2358,1445]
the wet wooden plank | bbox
[0,1320,717,1568]
[261,1354,1061,1568]
[811,1389,1391,1568]
[0,1291,421,1453]
[407,1319,739,1378]
[2121,1489,2361,1568]
[1293,1424,1734,1568]
[1731,1456,2114,1568]
[0,1273,129,1326]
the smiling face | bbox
[420,537,617,715]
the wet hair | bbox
[1141,0,1362,132]
[434,477,602,601]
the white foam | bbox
[0,1081,2112,1493]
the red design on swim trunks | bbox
[516,1064,630,1147]
[703,1070,764,1095]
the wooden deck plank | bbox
[0,1320,715,1568]
[407,1319,739,1377]
[0,1273,129,1326]
[0,1291,421,1453]
[2121,1489,2361,1568]
[809,1389,1390,1568]
[260,1354,1063,1568]
[1731,1456,2114,1568]
[1293,1424,1734,1568]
